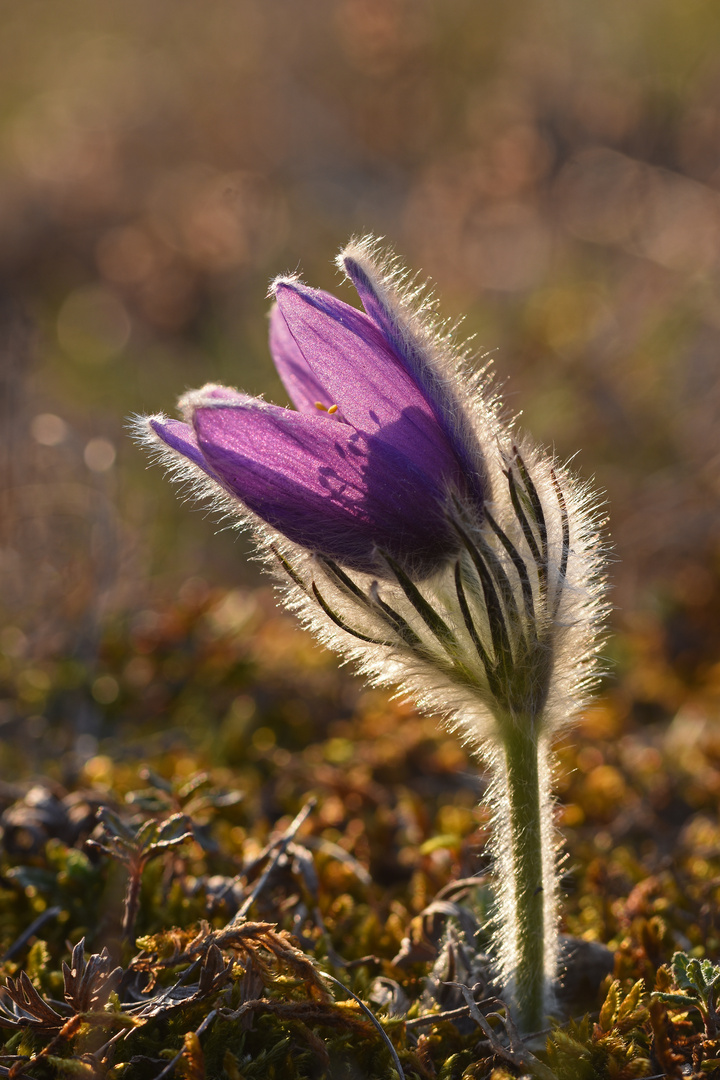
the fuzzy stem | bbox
[501,722,549,1034]
[121,857,145,944]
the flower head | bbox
[146,267,485,576]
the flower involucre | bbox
[137,237,608,1033]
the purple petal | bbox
[269,304,333,414]
[149,417,214,476]
[339,253,397,344]
[341,251,485,507]
[191,399,457,571]
[274,281,463,490]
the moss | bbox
[0,588,718,1075]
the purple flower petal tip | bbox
[148,414,216,477]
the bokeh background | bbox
[1,0,719,735]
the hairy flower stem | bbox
[500,722,552,1034]
[121,858,145,945]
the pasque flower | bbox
[137,237,608,1035]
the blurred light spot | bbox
[557,148,720,273]
[75,734,99,759]
[419,834,462,856]
[555,148,644,246]
[230,695,256,723]
[576,746,604,773]
[84,438,116,472]
[319,795,346,826]
[31,413,68,446]
[96,225,160,284]
[0,626,27,657]
[83,754,114,786]
[206,590,258,635]
[436,804,475,837]
[123,656,154,689]
[57,286,131,363]
[640,170,720,273]
[559,803,585,827]
[251,726,276,752]
[335,0,424,76]
[178,577,209,608]
[229,826,246,847]
[432,739,465,771]
[579,702,623,740]
[174,756,199,780]
[585,764,627,806]
[324,737,354,764]
[11,91,112,190]
[21,668,50,692]
[490,126,552,197]
[92,674,119,704]
[148,165,287,273]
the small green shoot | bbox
[654,951,720,1038]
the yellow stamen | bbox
[327,404,339,414]
[314,401,327,411]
